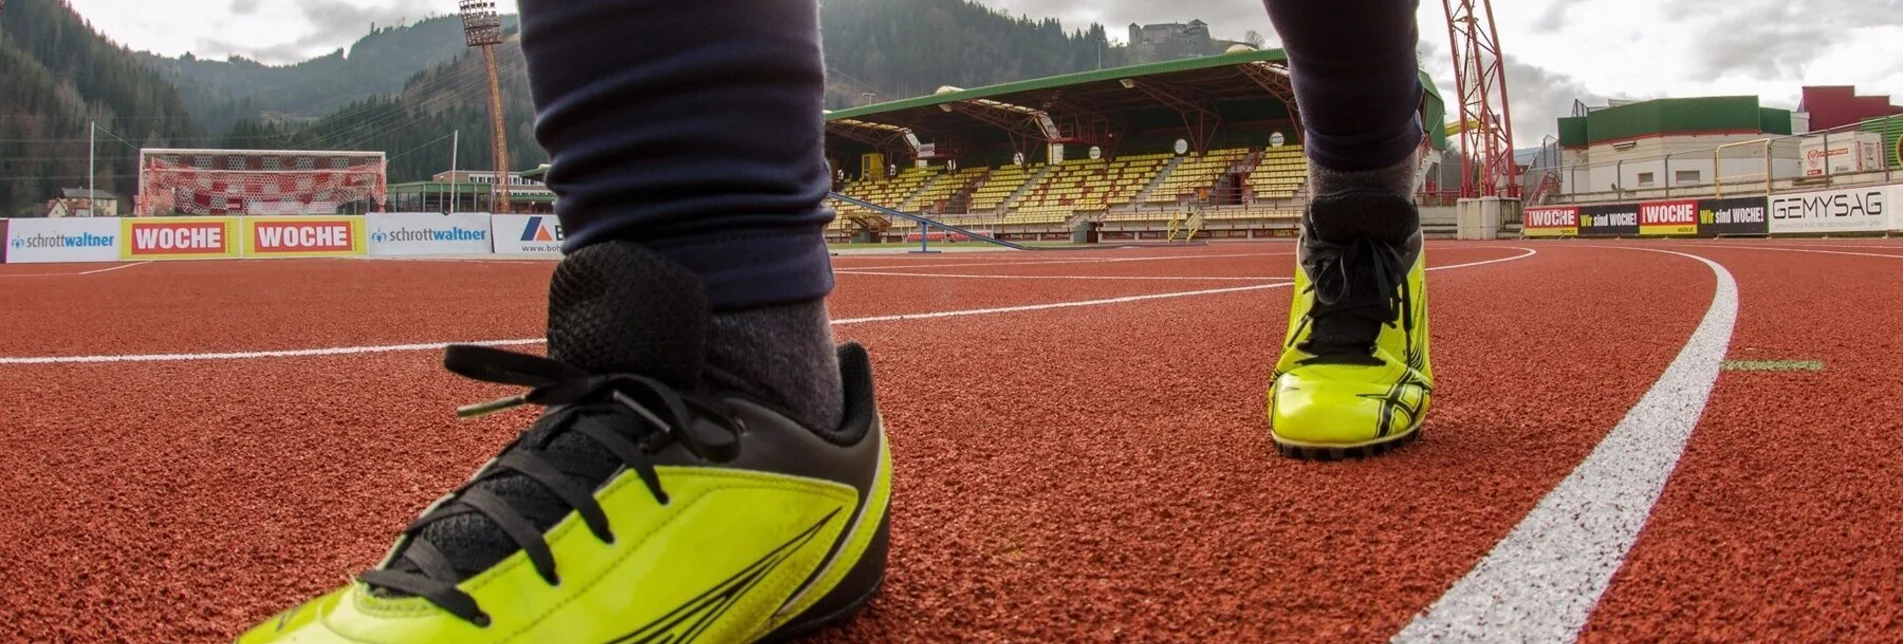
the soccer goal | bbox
[136,148,388,216]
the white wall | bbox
[1560,133,1802,195]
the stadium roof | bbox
[825,48,1448,163]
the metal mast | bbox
[1442,0,1520,198]
[460,0,512,214]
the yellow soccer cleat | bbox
[1268,188,1432,459]
[238,242,891,644]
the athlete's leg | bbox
[1260,0,1436,458]
[1264,0,1426,181]
[239,1,892,640]
[521,0,843,433]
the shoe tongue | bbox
[544,241,708,389]
[1304,188,1419,247]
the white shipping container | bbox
[1800,131,1884,176]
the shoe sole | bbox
[757,510,892,643]
[1273,427,1421,461]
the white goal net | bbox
[137,148,388,216]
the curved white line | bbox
[835,270,1281,281]
[0,247,1537,365]
[1393,246,1736,644]
[1695,243,1903,259]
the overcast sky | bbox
[63,0,1903,147]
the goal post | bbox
[136,148,389,216]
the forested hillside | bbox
[818,0,1128,107]
[213,37,543,188]
[136,14,517,135]
[0,0,198,216]
[2,0,1225,213]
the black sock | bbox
[703,299,845,433]
[1305,151,1422,246]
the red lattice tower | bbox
[1442,0,1520,198]
[137,149,388,216]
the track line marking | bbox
[78,262,151,275]
[834,270,1281,281]
[1391,246,1736,644]
[0,247,1536,365]
[1721,359,1823,372]
[835,251,1291,271]
[1691,244,1903,260]
[0,339,550,365]
[0,262,151,278]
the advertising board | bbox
[1522,206,1579,237]
[366,213,493,256]
[1577,203,1640,237]
[1695,197,1769,237]
[121,217,242,261]
[1766,186,1888,234]
[491,214,565,257]
[1636,199,1700,236]
[4,217,122,263]
[243,216,367,258]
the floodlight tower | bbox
[1442,0,1520,198]
[461,0,512,214]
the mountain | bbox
[212,35,543,189]
[818,0,1128,108]
[0,0,199,216]
[135,14,516,136]
[220,0,1145,186]
[2,0,1216,215]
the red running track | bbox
[0,240,1893,642]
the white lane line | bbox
[835,270,1282,281]
[835,251,1291,271]
[0,262,151,278]
[1391,246,1737,644]
[0,339,551,365]
[1691,244,1903,260]
[77,262,151,275]
[0,247,1537,365]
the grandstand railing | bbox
[828,193,1028,250]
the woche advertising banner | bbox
[1695,196,1769,236]
[243,216,367,258]
[491,214,565,256]
[367,213,494,256]
[1637,198,1700,236]
[1522,206,1579,237]
[6,217,122,263]
[1767,186,1888,234]
[122,217,242,261]
[1577,202,1641,237]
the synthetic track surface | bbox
[0,240,1889,642]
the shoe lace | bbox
[356,344,742,628]
[1294,235,1409,366]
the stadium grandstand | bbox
[821,47,1449,243]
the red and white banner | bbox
[122,217,241,260]
[244,216,366,257]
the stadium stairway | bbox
[1134,156,1186,202]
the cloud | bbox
[1416,40,1611,147]
[200,0,437,64]
[1531,3,1572,32]
[1660,0,1903,80]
